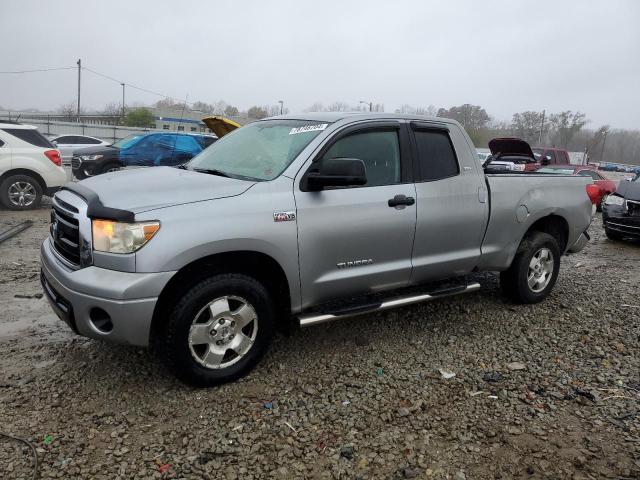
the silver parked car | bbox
[41,113,594,386]
[50,134,109,163]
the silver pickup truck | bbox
[41,114,593,386]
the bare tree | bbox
[327,101,351,112]
[101,102,121,116]
[247,106,268,119]
[57,101,84,121]
[305,102,325,112]
[548,111,588,148]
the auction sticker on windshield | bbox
[289,124,328,135]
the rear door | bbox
[294,121,417,308]
[0,133,11,174]
[409,122,488,283]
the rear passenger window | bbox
[413,129,459,181]
[3,128,54,148]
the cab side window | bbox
[413,129,459,181]
[320,130,401,187]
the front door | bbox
[294,122,417,309]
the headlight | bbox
[80,154,103,161]
[604,195,624,206]
[92,220,160,253]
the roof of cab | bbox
[262,112,461,126]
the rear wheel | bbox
[500,231,561,304]
[155,273,275,387]
[0,174,43,210]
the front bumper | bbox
[603,205,640,239]
[40,239,176,346]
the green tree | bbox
[511,111,545,144]
[124,107,155,127]
[437,104,490,131]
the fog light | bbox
[89,307,113,333]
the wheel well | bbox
[150,251,292,342]
[526,215,569,252]
[0,169,47,191]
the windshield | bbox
[532,148,543,160]
[112,134,143,149]
[537,167,574,175]
[188,119,330,181]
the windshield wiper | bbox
[193,168,230,178]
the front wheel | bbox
[500,231,561,304]
[100,162,121,174]
[155,273,275,387]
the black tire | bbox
[155,273,275,387]
[0,174,43,210]
[500,231,561,304]
[604,228,623,241]
[100,162,121,175]
[73,169,88,180]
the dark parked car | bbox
[602,175,640,241]
[71,132,216,179]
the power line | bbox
[0,66,75,74]
[82,65,193,104]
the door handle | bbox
[388,195,415,208]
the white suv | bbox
[0,122,67,210]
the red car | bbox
[528,147,572,171]
[537,165,616,211]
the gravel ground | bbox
[1,196,639,479]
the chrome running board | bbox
[298,282,481,328]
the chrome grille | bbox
[51,203,80,266]
[71,156,81,169]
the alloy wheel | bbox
[188,295,258,369]
[8,181,37,207]
[527,247,554,292]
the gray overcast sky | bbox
[1,0,639,128]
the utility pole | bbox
[76,58,81,122]
[121,83,125,124]
[359,100,373,112]
[600,130,608,162]
[538,109,545,145]
[278,100,284,115]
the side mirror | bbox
[306,158,367,191]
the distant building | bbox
[150,108,249,133]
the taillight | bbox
[586,184,600,204]
[44,149,61,166]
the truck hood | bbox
[488,138,535,159]
[73,145,119,156]
[201,116,241,138]
[77,166,255,213]
[615,179,640,201]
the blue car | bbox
[71,132,216,179]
